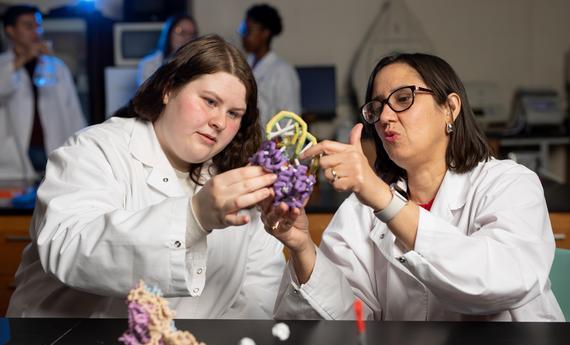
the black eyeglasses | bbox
[360,85,434,124]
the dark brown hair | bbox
[3,4,40,28]
[157,14,198,57]
[125,34,261,185]
[363,53,493,184]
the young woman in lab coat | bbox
[136,14,198,86]
[263,53,564,321]
[7,34,285,318]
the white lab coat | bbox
[136,51,163,86]
[274,159,564,321]
[7,117,285,318]
[0,51,86,180]
[248,52,300,128]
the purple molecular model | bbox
[249,140,316,208]
[119,281,205,345]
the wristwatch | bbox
[374,183,408,223]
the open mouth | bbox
[384,131,399,142]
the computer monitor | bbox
[113,22,163,66]
[296,65,336,120]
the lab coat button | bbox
[174,240,181,248]
[197,268,203,274]
[292,288,299,294]
[397,256,407,264]
[163,177,169,182]
[193,288,200,294]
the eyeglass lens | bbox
[362,87,416,123]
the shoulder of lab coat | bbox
[269,53,301,113]
[407,158,558,315]
[251,51,301,124]
[136,51,163,86]
[32,116,285,314]
[34,117,201,297]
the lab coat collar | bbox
[369,168,471,270]
[391,169,469,223]
[430,168,470,220]
[128,119,185,198]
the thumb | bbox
[348,123,364,153]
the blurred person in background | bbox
[137,14,198,86]
[0,4,85,181]
[238,3,300,128]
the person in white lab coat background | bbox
[136,13,198,86]
[7,34,285,318]
[238,3,300,128]
[0,4,86,181]
[261,53,564,321]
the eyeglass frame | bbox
[360,85,435,124]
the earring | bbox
[446,123,454,134]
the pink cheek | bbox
[227,121,241,134]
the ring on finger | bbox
[331,168,338,182]
[271,220,280,231]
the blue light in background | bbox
[78,0,96,13]
[0,318,10,345]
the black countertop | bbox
[1,318,569,345]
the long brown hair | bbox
[363,53,492,184]
[120,34,261,185]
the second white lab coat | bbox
[7,117,285,318]
[0,51,86,180]
[274,159,564,321]
[248,52,300,128]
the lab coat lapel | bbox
[129,119,185,198]
[369,171,469,271]
[430,169,469,223]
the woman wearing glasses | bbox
[137,14,198,86]
[264,53,563,321]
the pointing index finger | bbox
[300,140,350,160]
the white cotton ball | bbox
[271,322,290,341]
[238,337,256,345]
